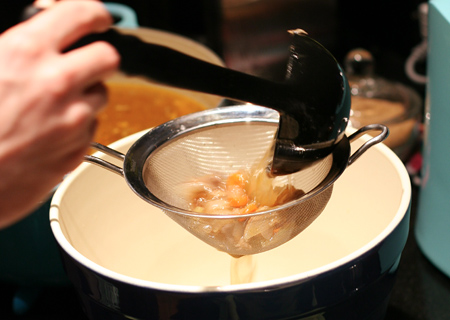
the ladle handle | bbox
[347,124,389,166]
[77,29,295,110]
[84,142,125,176]
[21,6,292,110]
[22,5,351,174]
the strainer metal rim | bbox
[122,105,350,219]
[85,106,387,220]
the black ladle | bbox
[23,1,351,175]
[78,28,350,175]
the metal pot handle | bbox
[347,124,389,166]
[84,142,125,177]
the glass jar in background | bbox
[345,48,422,161]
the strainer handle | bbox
[347,124,389,166]
[83,142,125,176]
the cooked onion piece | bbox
[181,168,305,255]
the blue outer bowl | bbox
[0,197,68,287]
[57,206,409,320]
[0,197,69,314]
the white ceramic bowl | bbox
[50,128,411,320]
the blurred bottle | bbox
[416,0,450,279]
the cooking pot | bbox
[50,128,411,320]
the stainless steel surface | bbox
[347,124,389,165]
[85,105,387,256]
[84,143,124,176]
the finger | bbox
[61,82,109,125]
[27,0,113,51]
[82,82,109,113]
[33,0,58,9]
[59,41,120,91]
[63,118,98,161]
[44,97,103,167]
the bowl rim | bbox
[50,128,411,293]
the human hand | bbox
[0,0,120,227]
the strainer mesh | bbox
[142,121,333,256]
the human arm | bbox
[0,0,120,228]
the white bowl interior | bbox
[51,129,410,289]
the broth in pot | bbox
[94,81,208,146]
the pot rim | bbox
[50,129,411,293]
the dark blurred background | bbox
[1,0,425,92]
[1,1,438,319]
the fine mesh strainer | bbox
[85,105,388,256]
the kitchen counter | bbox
[1,185,450,320]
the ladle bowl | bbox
[25,5,350,172]
[74,28,351,174]
[85,105,387,256]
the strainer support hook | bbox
[84,142,125,176]
[348,124,389,166]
